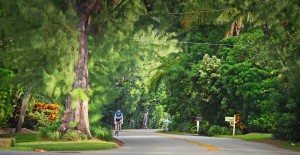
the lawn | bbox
[214,133,273,141]
[0,133,117,151]
[214,133,300,151]
[158,131,300,151]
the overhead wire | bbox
[167,9,229,15]
[134,39,254,47]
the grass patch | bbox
[214,133,273,141]
[0,140,117,151]
[280,141,300,151]
[0,133,117,151]
[0,133,38,142]
[214,133,300,151]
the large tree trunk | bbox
[16,83,32,133]
[58,14,92,138]
[58,0,102,139]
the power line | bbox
[168,9,228,15]
[136,39,254,47]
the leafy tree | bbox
[0,0,78,132]
[233,0,300,141]
[87,0,182,129]
[216,31,281,132]
[0,68,14,127]
[189,54,222,125]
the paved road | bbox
[1,129,299,155]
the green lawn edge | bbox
[213,134,300,151]
[156,131,300,151]
[0,133,118,151]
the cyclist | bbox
[114,110,123,131]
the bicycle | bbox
[115,121,121,137]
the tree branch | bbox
[111,0,126,13]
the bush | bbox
[38,122,60,140]
[81,134,88,140]
[177,122,194,132]
[207,125,231,136]
[61,130,81,141]
[198,122,210,135]
[28,111,51,129]
[47,131,61,141]
[191,126,197,134]
[90,126,112,141]
[235,129,243,135]
[273,113,300,142]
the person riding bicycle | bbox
[114,110,123,131]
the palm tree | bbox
[182,0,253,38]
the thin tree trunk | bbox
[142,110,149,129]
[16,83,32,133]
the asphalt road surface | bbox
[1,129,299,155]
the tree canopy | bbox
[0,0,299,142]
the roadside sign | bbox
[225,115,236,136]
[225,117,234,122]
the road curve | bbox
[0,129,299,155]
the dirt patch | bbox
[0,128,38,134]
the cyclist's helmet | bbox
[117,110,121,113]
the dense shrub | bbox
[207,125,231,136]
[47,131,61,141]
[39,122,89,141]
[90,126,112,141]
[28,111,50,129]
[27,102,60,129]
[198,122,210,135]
[61,130,82,141]
[273,112,300,142]
[38,122,60,140]
[0,68,14,128]
[177,122,194,132]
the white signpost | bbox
[225,115,236,136]
[195,117,202,133]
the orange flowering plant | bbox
[28,102,60,129]
[34,102,59,123]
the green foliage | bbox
[247,114,275,133]
[7,140,117,151]
[0,0,299,143]
[215,133,273,141]
[90,126,112,141]
[81,134,88,141]
[176,122,194,133]
[38,122,60,140]
[47,131,61,141]
[0,0,78,105]
[207,125,231,136]
[70,88,88,109]
[215,31,281,132]
[198,121,210,135]
[0,133,38,143]
[273,109,299,142]
[28,110,52,129]
[0,68,14,127]
[70,121,78,129]
[149,105,165,129]
[61,130,82,141]
[38,122,87,141]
